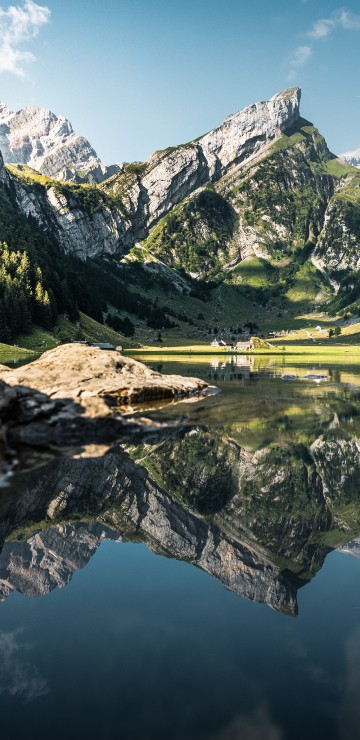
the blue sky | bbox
[0,0,359,163]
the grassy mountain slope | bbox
[139,119,349,272]
[1,112,360,349]
[121,118,360,336]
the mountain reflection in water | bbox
[1,356,360,617]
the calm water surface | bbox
[0,355,359,740]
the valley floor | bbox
[2,313,360,368]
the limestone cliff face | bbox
[0,101,120,184]
[314,195,360,275]
[0,149,8,186]
[199,88,301,176]
[2,88,359,287]
[0,88,301,260]
[103,88,301,235]
[10,177,127,258]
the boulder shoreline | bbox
[0,344,209,417]
[0,345,209,481]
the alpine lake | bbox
[1,352,360,740]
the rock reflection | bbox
[1,395,360,616]
[1,359,360,617]
[0,448,299,615]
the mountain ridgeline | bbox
[0,87,360,342]
[0,101,121,184]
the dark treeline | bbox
[0,201,186,341]
[0,244,52,341]
[0,200,86,341]
[84,259,179,330]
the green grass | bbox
[54,312,137,347]
[13,325,59,352]
[128,340,360,363]
[270,319,360,344]
[107,258,351,348]
[12,312,138,355]
[0,342,35,364]
[6,163,59,187]
[269,128,308,155]
[333,171,360,203]
[230,256,273,287]
[285,261,323,304]
[323,158,355,178]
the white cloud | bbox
[308,18,334,39]
[210,705,284,740]
[288,6,360,78]
[0,630,49,701]
[337,9,360,31]
[290,45,313,67]
[308,8,360,39]
[287,45,313,80]
[0,0,50,77]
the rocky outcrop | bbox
[0,101,121,183]
[0,344,208,417]
[0,347,209,483]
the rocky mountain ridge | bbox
[0,101,121,184]
[1,86,360,327]
[0,88,302,260]
[101,87,302,233]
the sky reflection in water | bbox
[0,355,359,740]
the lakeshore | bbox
[128,343,360,363]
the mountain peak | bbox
[0,101,14,120]
[271,86,301,102]
[0,101,120,184]
[340,147,360,169]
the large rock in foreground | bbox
[0,344,208,416]
[0,346,208,481]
